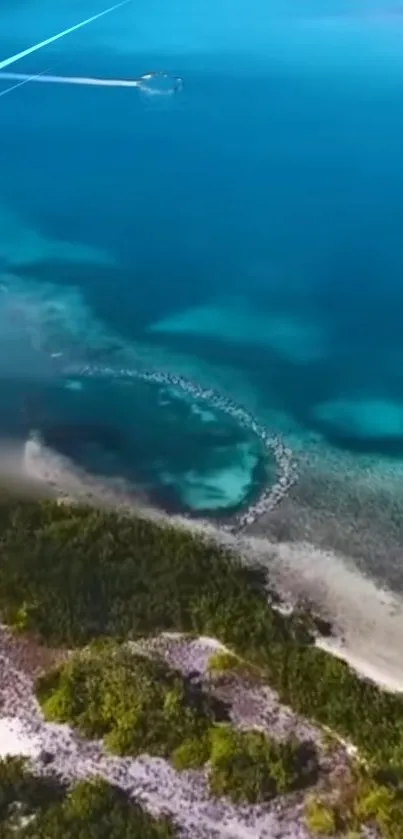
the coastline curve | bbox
[64,362,298,532]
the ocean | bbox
[2,0,403,584]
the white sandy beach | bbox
[256,537,403,695]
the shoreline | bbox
[20,434,403,697]
[315,636,403,695]
[244,534,403,696]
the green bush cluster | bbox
[209,726,318,803]
[305,774,403,839]
[304,797,338,835]
[0,757,176,839]
[36,641,223,761]
[207,650,241,673]
[35,641,319,803]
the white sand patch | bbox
[197,635,228,650]
[0,660,310,839]
[137,633,231,678]
[159,633,227,652]
[141,633,324,748]
[316,637,403,695]
[149,299,326,363]
[0,717,41,758]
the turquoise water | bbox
[2,1,403,539]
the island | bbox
[0,497,402,838]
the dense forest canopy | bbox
[0,498,308,647]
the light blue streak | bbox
[0,0,131,71]
[0,67,51,98]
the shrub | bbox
[207,651,239,673]
[36,642,226,760]
[304,797,338,836]
[171,734,211,770]
[208,727,318,804]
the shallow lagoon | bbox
[2,2,403,575]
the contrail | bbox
[0,71,183,95]
[0,71,142,89]
[0,67,52,98]
[0,0,131,71]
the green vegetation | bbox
[1,499,403,832]
[304,797,338,835]
[0,755,63,825]
[304,771,403,839]
[0,757,176,839]
[207,650,240,673]
[0,500,308,648]
[36,641,224,762]
[170,734,211,771]
[207,649,258,680]
[35,641,318,802]
[208,727,318,803]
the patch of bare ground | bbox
[132,633,365,816]
[1,626,377,838]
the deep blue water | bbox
[2,0,403,516]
